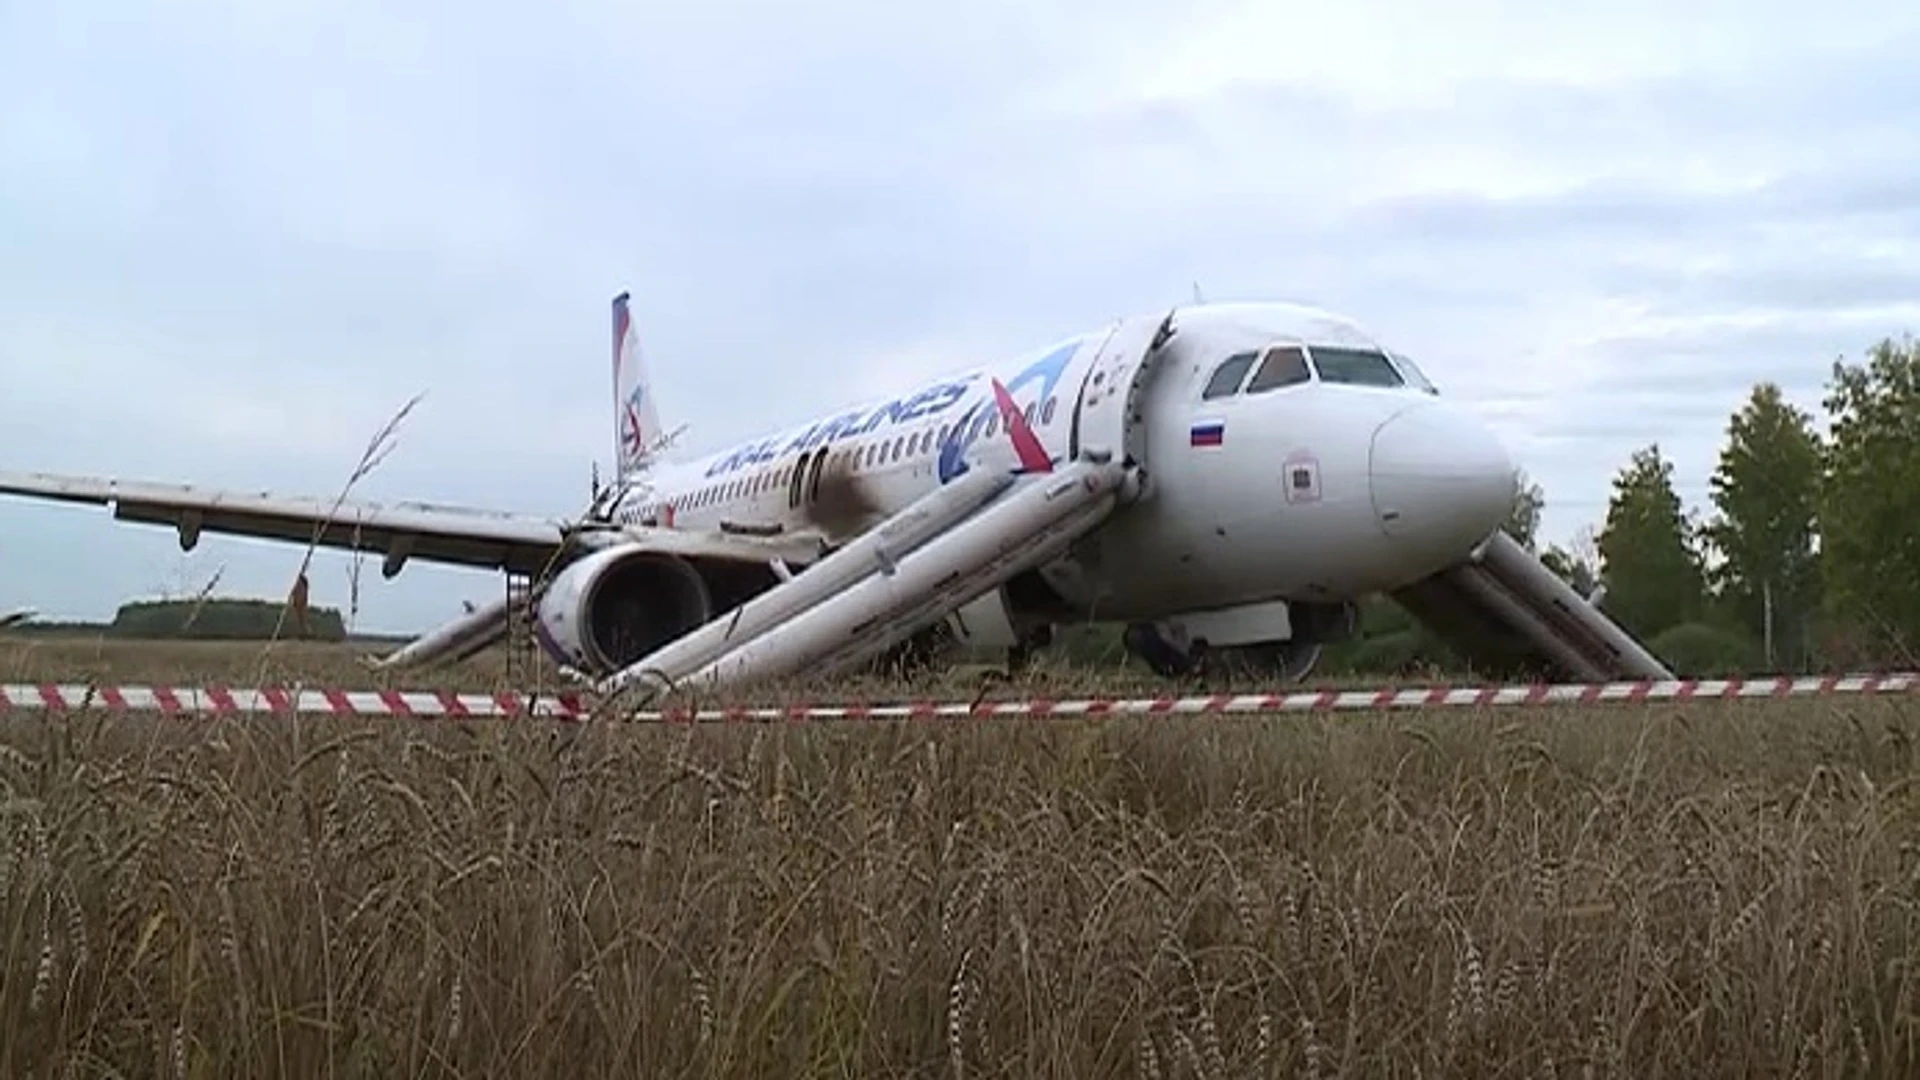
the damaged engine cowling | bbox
[533,544,780,675]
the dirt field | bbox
[3,639,1918,1076]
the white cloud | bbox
[3,0,1918,630]
[1142,0,1920,105]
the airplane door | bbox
[787,448,827,509]
[1069,311,1174,471]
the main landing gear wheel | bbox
[1212,640,1323,682]
[871,622,956,679]
[1005,623,1055,675]
[1123,621,1204,678]
[1122,622,1324,683]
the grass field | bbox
[3,638,1919,1076]
[2,635,1434,707]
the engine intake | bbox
[534,547,715,674]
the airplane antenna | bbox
[1192,281,1205,304]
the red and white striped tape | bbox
[0,673,1914,722]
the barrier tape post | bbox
[1,674,1916,722]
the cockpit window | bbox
[1389,352,1440,394]
[1201,351,1258,400]
[1307,346,1405,388]
[1244,345,1312,394]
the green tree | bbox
[1542,544,1598,597]
[1502,470,1544,551]
[1540,525,1602,597]
[1702,382,1823,668]
[1820,335,1920,657]
[109,598,346,641]
[1597,444,1707,639]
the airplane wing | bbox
[1,609,34,628]
[0,469,571,576]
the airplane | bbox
[0,294,1672,699]
[0,608,34,629]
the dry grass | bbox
[6,635,1481,709]
[2,647,1918,1076]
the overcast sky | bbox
[4,0,1918,633]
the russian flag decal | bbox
[1190,420,1225,447]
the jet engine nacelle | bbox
[533,545,717,674]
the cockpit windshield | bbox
[1244,345,1312,393]
[1389,352,1440,394]
[1200,351,1258,400]
[1306,346,1405,388]
[1196,342,1439,402]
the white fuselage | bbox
[605,302,1516,624]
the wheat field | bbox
[3,637,1919,1077]
[2,635,1426,707]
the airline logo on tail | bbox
[621,385,646,456]
[613,293,639,454]
[612,291,660,476]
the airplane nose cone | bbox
[1369,402,1516,565]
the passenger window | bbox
[1310,346,1405,388]
[1201,352,1258,399]
[1244,346,1311,394]
[1041,397,1057,424]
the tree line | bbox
[1053,335,1919,678]
[1483,334,1917,674]
[10,599,348,642]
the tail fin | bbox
[612,291,664,480]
